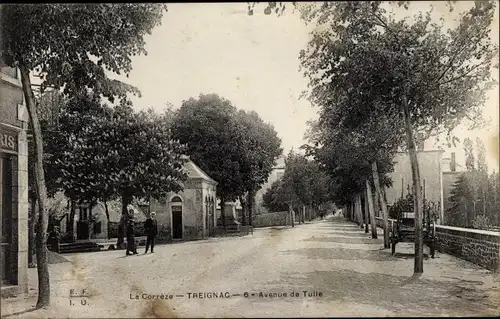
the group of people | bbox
[121,208,158,256]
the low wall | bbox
[253,211,289,228]
[108,221,147,238]
[435,225,500,272]
[373,217,500,271]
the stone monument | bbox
[217,201,241,230]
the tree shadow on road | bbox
[1,306,39,318]
[255,269,497,316]
[303,236,384,245]
[280,247,395,261]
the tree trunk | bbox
[248,190,255,227]
[67,200,76,241]
[239,195,247,226]
[302,205,306,223]
[104,200,110,239]
[28,197,36,265]
[350,202,353,221]
[362,194,369,233]
[402,95,424,274]
[288,204,294,227]
[118,193,132,248]
[358,195,364,229]
[352,201,356,223]
[220,197,226,228]
[20,65,50,308]
[366,180,378,239]
[371,161,390,249]
[355,195,362,228]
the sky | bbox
[112,2,499,173]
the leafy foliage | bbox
[1,4,166,101]
[263,151,333,211]
[171,94,246,201]
[55,94,188,206]
[299,1,497,141]
[171,94,282,206]
[388,192,440,222]
[234,110,283,195]
[446,138,499,228]
[472,215,493,230]
[262,180,289,212]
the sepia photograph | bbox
[0,1,499,318]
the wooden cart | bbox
[390,210,436,258]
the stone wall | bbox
[253,211,289,228]
[373,217,500,272]
[435,225,500,272]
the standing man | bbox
[126,219,138,255]
[144,211,158,253]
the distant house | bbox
[385,136,445,222]
[149,159,217,242]
[385,137,467,225]
[255,155,286,214]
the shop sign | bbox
[0,129,17,152]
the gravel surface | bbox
[2,216,498,318]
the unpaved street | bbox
[2,216,499,318]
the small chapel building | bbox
[149,159,217,242]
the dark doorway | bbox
[172,205,183,239]
[208,198,214,236]
[1,155,13,285]
[76,221,89,240]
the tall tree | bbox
[170,94,247,226]
[464,138,476,172]
[266,151,333,225]
[476,137,488,217]
[1,4,167,307]
[262,180,289,212]
[234,110,282,226]
[297,1,497,274]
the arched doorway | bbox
[171,196,183,239]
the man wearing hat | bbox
[144,211,158,253]
[126,218,138,255]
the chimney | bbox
[450,152,456,172]
[416,133,425,151]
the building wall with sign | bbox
[1,66,29,297]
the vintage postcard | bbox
[1,2,499,318]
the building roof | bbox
[183,160,217,184]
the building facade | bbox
[385,150,445,223]
[255,155,285,214]
[150,160,217,241]
[1,65,29,297]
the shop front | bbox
[1,65,29,297]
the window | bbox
[171,196,182,203]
